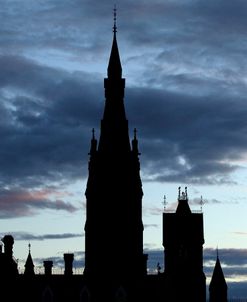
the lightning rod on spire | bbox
[113,5,117,33]
[200,195,204,212]
[134,128,137,139]
[163,195,167,210]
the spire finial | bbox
[200,195,204,211]
[178,187,181,200]
[163,195,167,210]
[28,243,31,253]
[89,128,97,155]
[217,246,219,259]
[113,5,117,34]
[132,128,140,155]
[134,128,137,140]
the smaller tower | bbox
[163,187,206,301]
[209,250,228,302]
[24,243,35,276]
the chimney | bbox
[43,260,53,276]
[2,235,14,259]
[63,253,74,276]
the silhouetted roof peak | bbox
[210,251,227,289]
[176,187,191,214]
[24,243,35,275]
[107,7,122,79]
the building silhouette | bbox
[0,16,227,302]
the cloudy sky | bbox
[1,0,247,298]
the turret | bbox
[24,243,35,276]
[209,250,228,302]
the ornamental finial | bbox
[113,5,117,33]
[163,195,167,210]
[185,186,188,199]
[178,187,181,200]
[200,195,204,211]
[134,128,137,140]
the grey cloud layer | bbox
[0,232,83,241]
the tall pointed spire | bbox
[84,8,144,280]
[107,6,122,79]
[99,7,129,153]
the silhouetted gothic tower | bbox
[163,188,206,301]
[84,17,145,280]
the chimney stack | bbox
[43,260,53,276]
[63,253,74,276]
[2,235,14,259]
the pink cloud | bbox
[0,188,78,219]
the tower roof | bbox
[107,7,122,79]
[176,187,191,215]
[209,253,227,290]
[24,243,35,276]
[98,7,130,154]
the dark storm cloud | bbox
[0,54,102,217]
[127,87,247,184]
[1,0,247,218]
[1,52,247,216]
[0,55,101,188]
